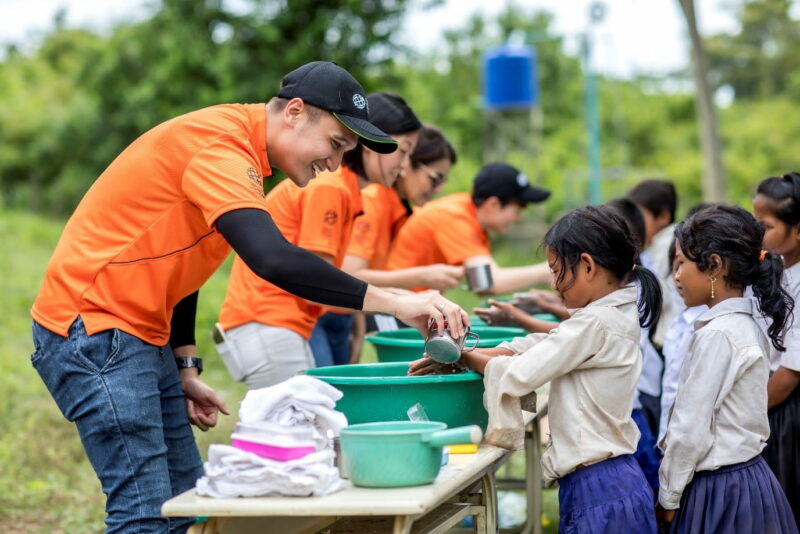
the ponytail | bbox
[752,250,794,351]
[676,203,795,351]
[544,205,662,329]
[627,264,662,330]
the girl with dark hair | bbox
[412,204,661,533]
[658,204,796,533]
[753,172,800,524]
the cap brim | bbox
[519,186,551,203]
[333,112,398,154]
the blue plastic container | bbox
[482,44,538,110]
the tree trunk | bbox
[678,0,726,202]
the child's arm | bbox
[481,313,606,449]
[767,366,800,408]
[658,330,737,510]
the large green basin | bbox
[365,325,522,362]
[305,362,489,431]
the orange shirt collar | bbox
[249,104,272,177]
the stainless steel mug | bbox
[424,319,480,364]
[466,264,493,292]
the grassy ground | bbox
[0,208,558,533]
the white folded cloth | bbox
[196,444,345,498]
[238,375,348,449]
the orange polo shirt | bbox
[346,183,411,270]
[387,192,490,291]
[31,104,271,345]
[219,166,363,338]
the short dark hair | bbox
[411,125,457,168]
[267,97,322,121]
[607,197,646,251]
[628,179,677,223]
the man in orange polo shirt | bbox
[388,162,552,294]
[219,92,423,386]
[30,61,468,533]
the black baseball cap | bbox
[473,163,551,204]
[278,61,398,154]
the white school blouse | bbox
[658,297,770,509]
[483,286,642,487]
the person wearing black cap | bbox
[387,162,552,295]
[29,60,469,532]
[218,90,437,384]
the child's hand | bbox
[473,301,519,326]
[655,504,676,523]
[407,354,464,376]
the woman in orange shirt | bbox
[310,125,462,366]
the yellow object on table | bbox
[448,443,479,454]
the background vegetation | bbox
[2,0,800,531]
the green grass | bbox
[0,208,558,532]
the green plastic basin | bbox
[305,362,489,430]
[365,325,522,362]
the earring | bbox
[710,276,717,300]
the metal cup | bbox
[424,319,480,364]
[466,264,493,293]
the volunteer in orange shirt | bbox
[388,162,552,294]
[312,125,464,365]
[218,92,426,386]
[30,62,468,533]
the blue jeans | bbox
[309,312,354,367]
[31,318,203,533]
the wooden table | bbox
[162,406,547,534]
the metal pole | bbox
[582,33,602,205]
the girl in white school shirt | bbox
[412,205,661,533]
[753,172,800,524]
[658,204,796,533]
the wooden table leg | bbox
[392,514,414,534]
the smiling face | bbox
[753,194,800,258]
[396,156,452,206]
[673,240,713,307]
[362,130,420,188]
[275,99,358,187]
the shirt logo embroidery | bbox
[246,167,264,198]
[323,210,339,226]
[352,93,367,110]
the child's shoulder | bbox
[572,300,639,342]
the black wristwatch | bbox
[175,357,203,375]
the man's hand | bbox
[392,291,469,340]
[180,372,230,431]
[421,264,464,291]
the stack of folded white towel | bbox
[196,375,348,498]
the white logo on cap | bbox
[352,94,366,109]
[516,173,529,187]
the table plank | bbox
[163,444,509,518]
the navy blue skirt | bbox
[763,384,800,525]
[632,408,661,492]
[559,454,657,534]
[671,455,798,534]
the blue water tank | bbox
[482,44,538,110]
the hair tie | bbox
[759,249,768,262]
[631,264,637,271]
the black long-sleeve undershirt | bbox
[169,208,368,348]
